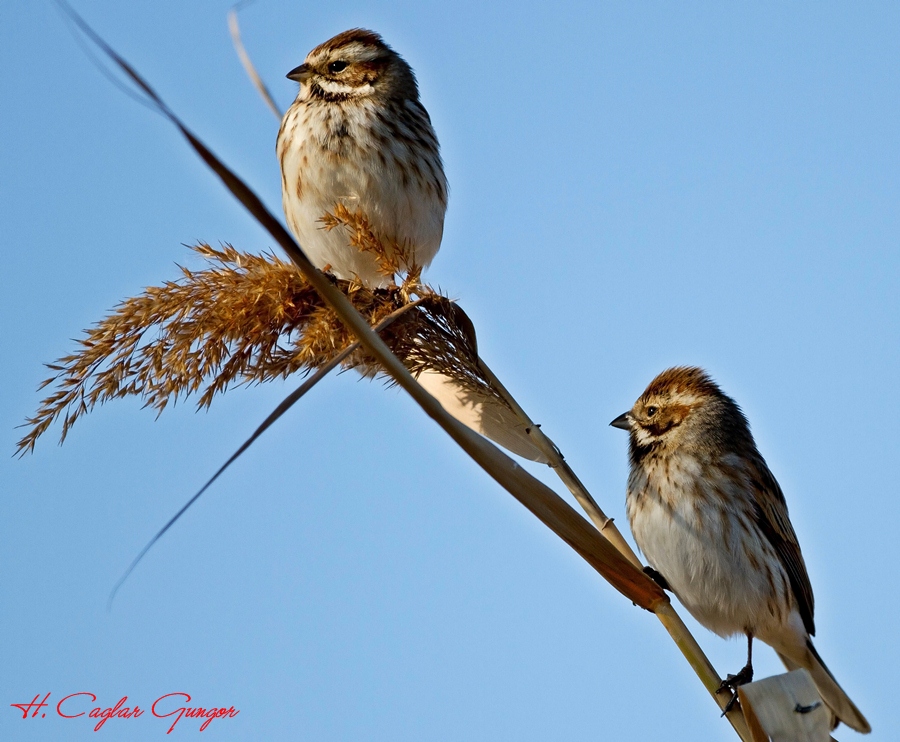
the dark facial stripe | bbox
[309,84,353,103]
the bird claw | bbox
[717,687,741,716]
[318,264,339,283]
[643,566,671,591]
[715,664,754,715]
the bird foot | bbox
[715,664,753,715]
[643,567,671,591]
[318,265,339,283]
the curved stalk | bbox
[476,358,753,741]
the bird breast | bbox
[278,97,446,286]
[626,453,793,638]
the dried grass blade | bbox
[109,298,428,604]
[227,3,282,120]
[62,12,750,739]
[107,352,340,609]
[62,1,664,609]
[475,355,642,567]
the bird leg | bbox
[716,634,754,714]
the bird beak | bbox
[609,412,632,431]
[287,63,312,83]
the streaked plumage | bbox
[277,29,447,287]
[611,367,869,733]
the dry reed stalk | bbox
[474,358,758,727]
[20,240,668,607]
[23,236,752,734]
[41,8,754,739]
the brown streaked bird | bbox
[610,367,870,733]
[276,29,447,287]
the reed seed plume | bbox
[18,210,499,456]
[319,203,420,285]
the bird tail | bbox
[776,641,870,734]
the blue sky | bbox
[3,1,898,740]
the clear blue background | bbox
[3,1,897,739]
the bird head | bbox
[610,366,746,453]
[287,29,418,102]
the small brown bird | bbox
[611,367,870,733]
[277,29,447,287]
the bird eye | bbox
[327,60,348,73]
[647,406,658,417]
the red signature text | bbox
[57,693,144,731]
[152,693,240,734]
[11,692,240,733]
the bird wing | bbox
[749,456,816,636]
